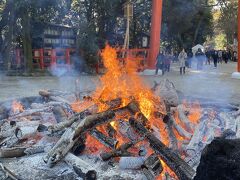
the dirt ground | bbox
[0,61,240,104]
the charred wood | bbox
[48,109,91,133]
[129,117,195,180]
[142,154,163,179]
[163,114,178,151]
[106,123,117,138]
[118,120,138,141]
[89,128,118,149]
[100,141,136,161]
[44,110,115,167]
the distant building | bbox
[32,22,76,49]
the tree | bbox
[0,0,68,72]
[218,0,238,45]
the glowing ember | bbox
[12,100,24,114]
[71,100,94,113]
[187,101,202,124]
[159,159,179,180]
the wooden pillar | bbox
[238,0,240,72]
[148,0,163,69]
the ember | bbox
[11,100,24,114]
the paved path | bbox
[0,61,240,104]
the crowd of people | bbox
[155,48,237,76]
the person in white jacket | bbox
[178,49,187,75]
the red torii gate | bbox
[238,0,240,72]
[148,0,163,69]
[149,0,240,73]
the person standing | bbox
[212,50,218,68]
[155,51,165,75]
[223,51,228,64]
[205,50,211,65]
[218,50,223,64]
[178,49,187,75]
[233,51,237,62]
[195,48,205,70]
[164,51,171,72]
[187,49,193,68]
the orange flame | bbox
[12,100,24,114]
[92,44,164,121]
[187,101,202,124]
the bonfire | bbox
[0,44,239,180]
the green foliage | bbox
[217,0,238,45]
[162,0,213,50]
[0,0,216,70]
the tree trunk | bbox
[22,10,33,73]
[193,16,204,46]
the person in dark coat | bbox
[205,50,211,65]
[187,50,193,68]
[223,51,228,64]
[164,51,171,72]
[155,52,165,75]
[212,50,218,68]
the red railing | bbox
[117,48,149,71]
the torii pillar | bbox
[232,0,240,78]
[238,0,240,72]
[147,0,163,69]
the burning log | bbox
[177,105,194,132]
[142,154,163,180]
[172,119,192,140]
[163,114,178,151]
[106,123,117,138]
[104,98,122,109]
[89,128,118,149]
[48,110,90,134]
[0,163,19,180]
[129,117,195,180]
[118,120,138,141]
[44,110,115,167]
[100,140,138,161]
